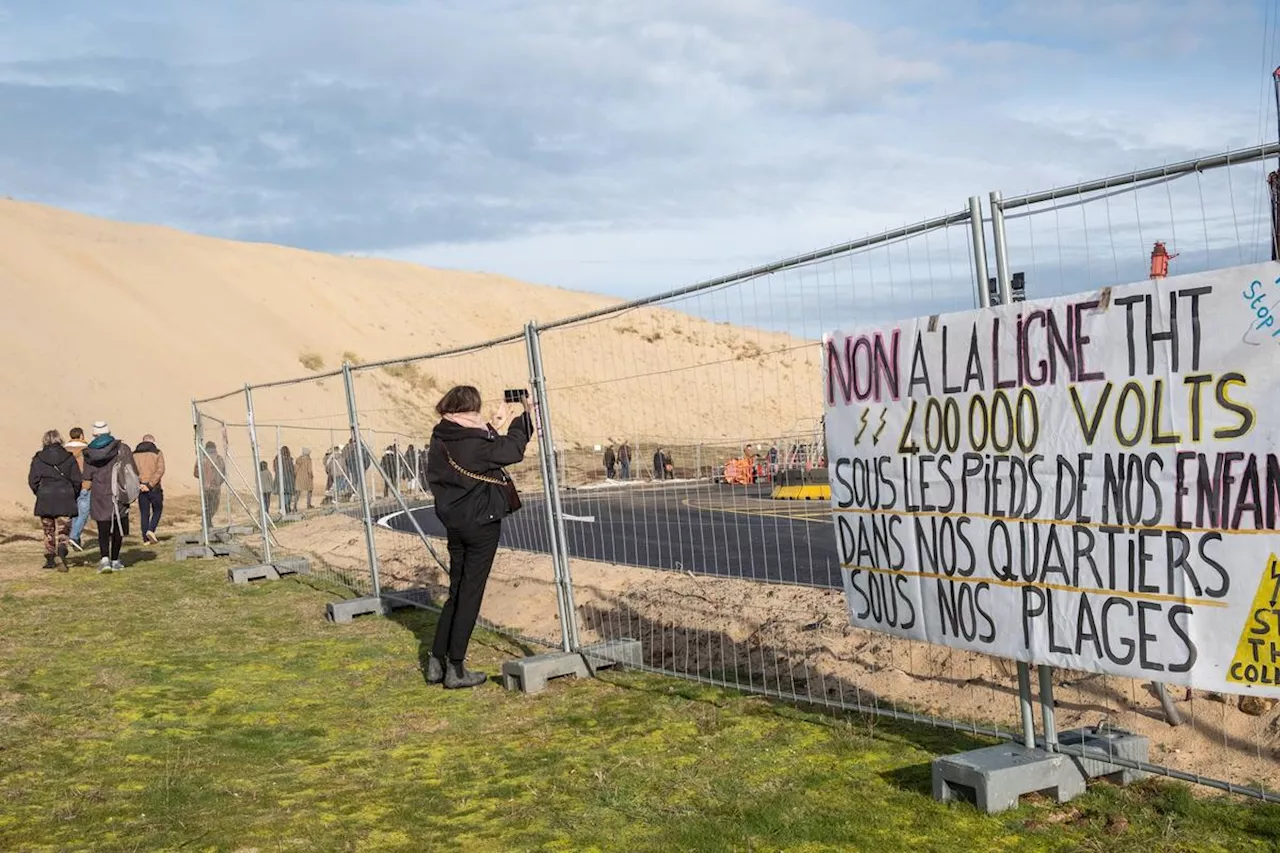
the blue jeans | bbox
[620,461,631,480]
[71,489,91,542]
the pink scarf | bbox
[444,412,489,432]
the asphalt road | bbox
[383,482,841,589]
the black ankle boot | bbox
[42,555,56,570]
[443,661,486,690]
[426,656,446,685]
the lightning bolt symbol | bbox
[855,409,869,444]
[872,409,888,444]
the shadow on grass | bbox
[386,596,540,687]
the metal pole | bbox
[968,195,991,309]
[528,323,581,650]
[524,323,572,652]
[1016,661,1036,749]
[191,400,210,550]
[989,190,1013,306]
[999,141,1280,210]
[1037,664,1058,752]
[1271,68,1280,263]
[341,362,382,600]
[275,424,285,520]
[243,384,274,564]
[221,426,232,528]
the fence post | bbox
[973,200,1037,750]
[191,400,210,549]
[243,384,274,564]
[1015,661,1036,749]
[1037,664,1058,752]
[221,425,232,527]
[524,322,574,652]
[968,195,991,309]
[392,436,400,496]
[341,362,383,600]
[526,322,582,651]
[988,190,1013,306]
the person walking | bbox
[194,441,224,529]
[81,421,138,572]
[65,427,91,551]
[653,447,673,480]
[295,447,315,510]
[425,385,532,689]
[404,445,418,494]
[258,461,275,514]
[381,445,398,498]
[134,434,166,544]
[603,444,617,480]
[28,429,81,571]
[274,446,296,514]
[322,447,335,504]
[618,441,632,481]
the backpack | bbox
[112,453,141,506]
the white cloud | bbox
[0,0,1273,321]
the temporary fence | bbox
[192,142,1280,804]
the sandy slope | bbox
[2,199,821,520]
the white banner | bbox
[824,263,1280,697]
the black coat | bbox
[28,445,82,518]
[427,414,532,529]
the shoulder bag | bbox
[445,448,522,514]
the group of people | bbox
[601,441,633,480]
[600,442,673,480]
[255,446,315,514]
[28,422,166,572]
[380,444,424,498]
[322,440,374,504]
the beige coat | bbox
[294,453,314,492]
[135,448,166,489]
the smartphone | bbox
[503,388,529,404]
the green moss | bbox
[0,555,1276,852]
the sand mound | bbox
[1,198,819,522]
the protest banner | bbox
[824,263,1280,696]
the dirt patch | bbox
[275,514,1280,793]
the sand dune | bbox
[2,199,820,521]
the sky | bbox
[1,0,1278,327]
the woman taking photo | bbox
[425,385,532,689]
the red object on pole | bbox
[1150,241,1178,279]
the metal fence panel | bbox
[348,336,570,651]
[187,144,1280,802]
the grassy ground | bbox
[1,538,1279,852]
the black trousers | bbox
[431,521,503,662]
[97,514,126,561]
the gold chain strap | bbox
[445,449,506,485]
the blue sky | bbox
[1,0,1277,315]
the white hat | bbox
[92,421,110,436]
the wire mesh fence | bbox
[189,143,1280,803]
[347,335,572,651]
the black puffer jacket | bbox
[28,445,82,518]
[427,414,532,529]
